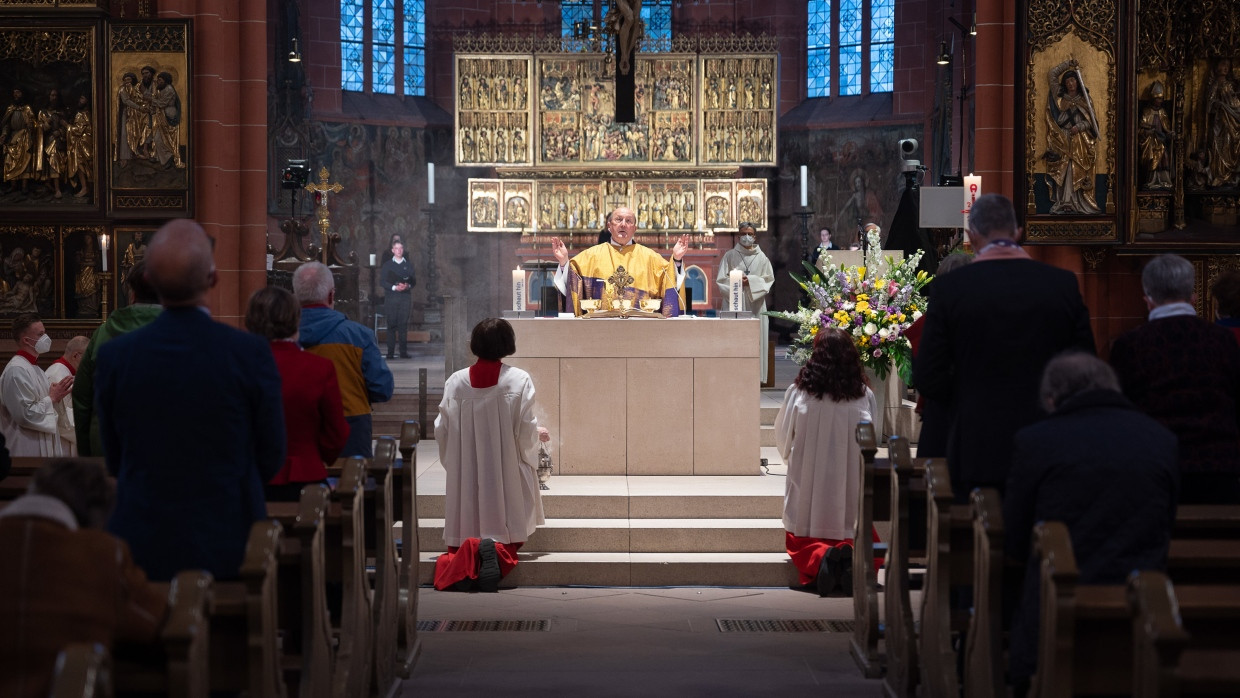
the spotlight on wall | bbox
[287,37,302,63]
[936,41,951,65]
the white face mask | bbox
[33,334,51,354]
[739,234,756,248]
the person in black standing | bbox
[380,240,415,359]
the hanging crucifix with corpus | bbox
[605,0,643,124]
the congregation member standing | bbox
[1004,353,1178,693]
[245,286,350,501]
[294,261,393,458]
[434,318,549,592]
[44,335,87,456]
[380,239,415,360]
[715,222,775,381]
[73,260,162,457]
[1110,254,1240,503]
[775,328,876,596]
[0,313,74,456]
[0,460,167,698]
[96,219,286,581]
[913,194,1094,498]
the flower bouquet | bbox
[768,229,931,384]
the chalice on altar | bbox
[579,299,601,312]
[640,299,662,312]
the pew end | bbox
[394,421,424,677]
[850,420,885,679]
[964,487,1005,698]
[51,644,112,698]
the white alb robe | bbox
[44,361,76,455]
[775,383,876,540]
[715,243,775,380]
[435,364,546,547]
[0,355,72,457]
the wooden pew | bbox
[1172,504,1240,539]
[395,420,422,677]
[918,460,973,698]
[1030,521,1240,697]
[10,456,106,477]
[206,520,286,698]
[51,644,111,698]
[851,421,887,678]
[1,474,30,500]
[1127,570,1240,697]
[266,485,335,698]
[882,435,920,697]
[328,457,374,698]
[367,442,401,698]
[963,487,1005,698]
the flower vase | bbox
[864,365,898,440]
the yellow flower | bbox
[857,265,867,280]
[809,325,819,336]
[855,300,870,313]
[856,293,869,301]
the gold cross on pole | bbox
[305,166,344,263]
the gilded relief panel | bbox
[1023,0,1119,242]
[0,226,56,317]
[699,55,777,166]
[455,56,532,166]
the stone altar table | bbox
[506,318,761,476]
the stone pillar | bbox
[973,0,1017,198]
[160,0,269,325]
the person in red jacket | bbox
[246,286,350,501]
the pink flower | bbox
[873,349,882,357]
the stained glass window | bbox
[341,0,365,92]
[340,0,425,96]
[561,1,593,37]
[806,0,893,98]
[807,0,831,98]
[869,0,894,93]
[642,0,673,42]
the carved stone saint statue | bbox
[1042,59,1102,214]
[1138,81,1174,190]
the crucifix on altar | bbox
[305,166,344,264]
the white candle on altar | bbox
[99,233,109,272]
[729,268,744,312]
[369,253,377,266]
[512,267,526,311]
[427,163,435,204]
[799,165,808,207]
[963,174,982,229]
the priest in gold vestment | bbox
[551,207,689,316]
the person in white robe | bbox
[775,327,876,596]
[715,223,775,381]
[433,317,548,591]
[0,314,74,456]
[43,335,87,456]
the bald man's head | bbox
[145,219,216,307]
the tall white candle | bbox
[729,268,744,312]
[963,174,982,229]
[100,234,109,272]
[369,253,377,266]
[427,163,435,204]
[512,267,525,312]
[799,165,808,207]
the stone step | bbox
[416,517,786,554]
[761,404,779,425]
[760,424,776,447]
[417,489,783,520]
[417,551,797,587]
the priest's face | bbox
[608,207,637,245]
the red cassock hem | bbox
[433,538,523,590]
[785,529,884,586]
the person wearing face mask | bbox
[0,312,74,456]
[715,223,775,381]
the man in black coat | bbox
[1004,352,1178,690]
[380,240,415,359]
[1110,254,1240,503]
[913,193,1095,499]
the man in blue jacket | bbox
[293,261,394,457]
[96,219,286,581]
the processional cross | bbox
[305,166,344,263]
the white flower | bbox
[912,310,923,321]
[878,327,890,339]
[843,301,855,310]
[864,322,878,335]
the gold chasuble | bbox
[567,242,685,317]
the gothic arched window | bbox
[341,0,426,96]
[808,0,893,98]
